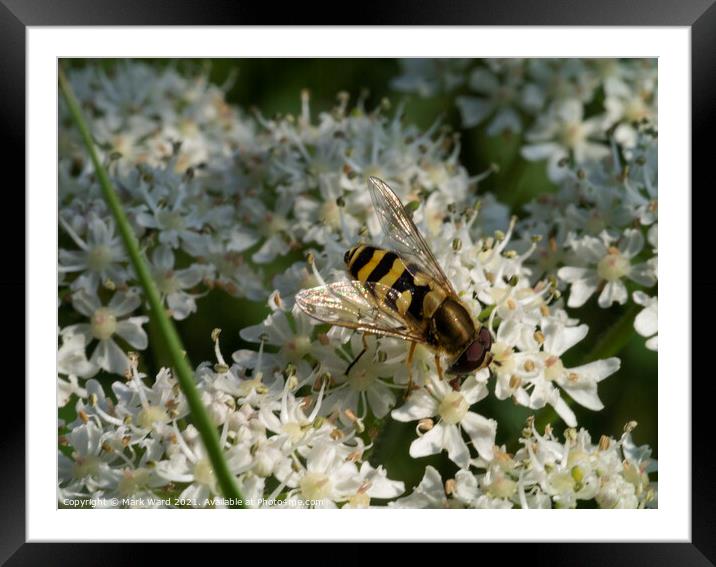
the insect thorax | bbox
[429,297,476,354]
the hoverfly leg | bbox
[346,334,369,376]
[434,354,444,381]
[404,341,418,398]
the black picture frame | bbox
[2,0,710,563]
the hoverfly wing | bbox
[367,176,457,296]
[295,280,427,343]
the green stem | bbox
[582,302,640,362]
[59,68,245,508]
[535,302,639,430]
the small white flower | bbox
[155,424,252,508]
[233,307,318,377]
[392,371,496,467]
[603,66,657,150]
[63,288,148,376]
[510,319,620,427]
[58,421,122,494]
[258,376,327,451]
[318,335,404,420]
[522,99,610,182]
[295,175,360,246]
[271,262,321,310]
[183,233,266,301]
[149,245,205,320]
[238,195,298,265]
[456,59,539,135]
[112,365,189,435]
[59,214,129,291]
[558,229,656,308]
[283,443,363,508]
[527,59,599,104]
[135,180,205,250]
[342,462,406,508]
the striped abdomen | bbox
[344,244,475,353]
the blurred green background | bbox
[61,59,657,491]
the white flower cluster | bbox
[59,347,404,508]
[391,420,656,509]
[392,58,657,181]
[59,60,657,509]
[517,135,658,351]
[393,58,658,351]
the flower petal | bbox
[175,265,205,289]
[91,339,129,375]
[634,302,658,337]
[557,266,591,283]
[228,227,260,253]
[460,412,496,461]
[409,422,445,459]
[456,96,494,128]
[391,388,439,422]
[569,357,621,384]
[566,275,600,308]
[543,321,588,357]
[598,280,628,308]
[442,423,471,468]
[521,142,561,161]
[619,228,644,259]
[628,263,657,287]
[152,245,175,271]
[108,290,142,317]
[551,394,577,427]
[487,108,521,136]
[414,466,446,502]
[367,383,396,419]
[115,318,149,349]
[460,371,490,405]
[72,289,101,316]
[167,292,197,320]
[559,377,604,411]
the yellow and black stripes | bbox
[344,245,445,324]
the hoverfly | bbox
[296,176,492,391]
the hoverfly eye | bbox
[448,340,486,375]
[478,326,493,349]
[464,340,486,364]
